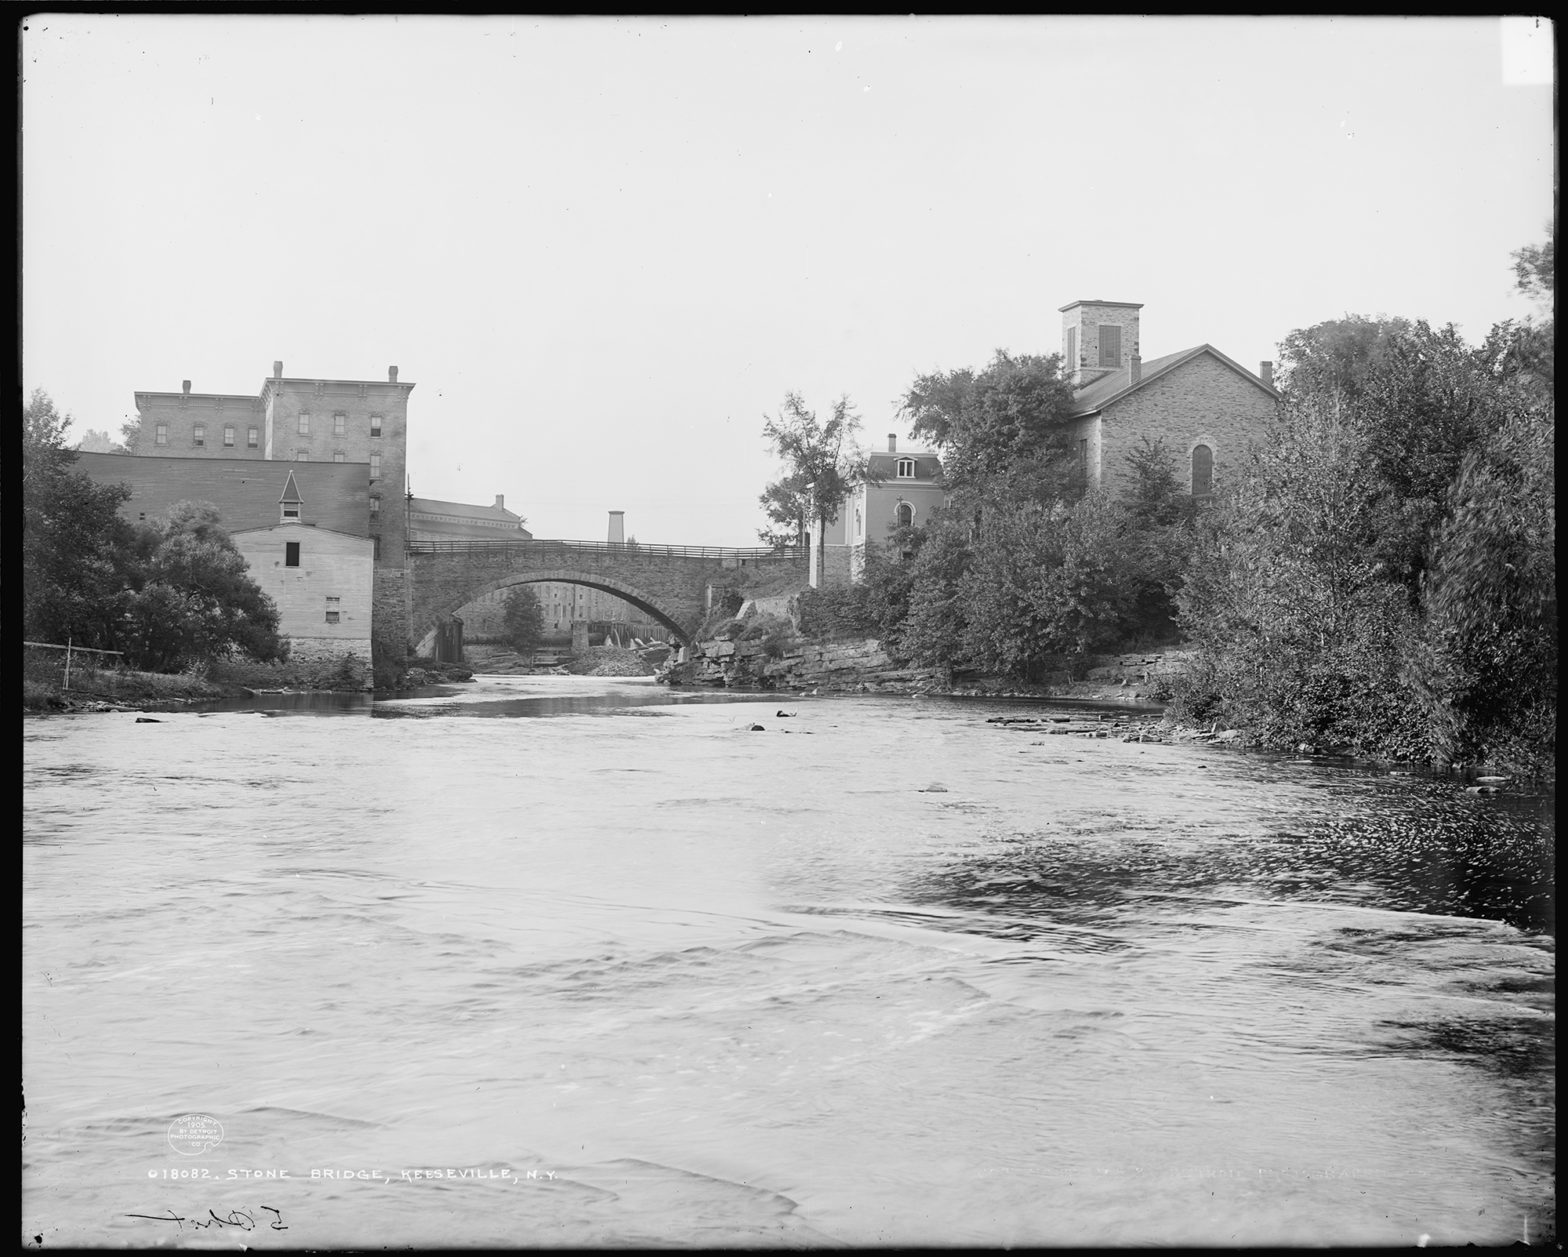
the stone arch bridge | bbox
[403,538,805,649]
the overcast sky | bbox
[22,15,1554,545]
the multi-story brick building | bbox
[132,361,413,566]
[407,494,532,544]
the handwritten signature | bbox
[125,1205,286,1232]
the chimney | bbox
[388,366,399,383]
[608,510,625,544]
[1129,355,1141,385]
[888,434,897,453]
[494,494,505,510]
[182,380,191,395]
[273,361,283,379]
[1260,360,1274,388]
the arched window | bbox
[896,502,914,528]
[1191,443,1214,497]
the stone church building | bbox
[809,298,1279,586]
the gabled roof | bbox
[278,469,302,503]
[1069,344,1279,416]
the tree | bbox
[1274,314,1415,403]
[501,586,545,660]
[119,502,284,671]
[75,428,120,453]
[22,389,138,647]
[899,349,1079,506]
[758,392,873,574]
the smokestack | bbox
[887,434,897,453]
[388,366,398,383]
[1260,360,1274,388]
[1129,355,1141,385]
[182,380,191,395]
[273,361,283,379]
[494,494,505,509]
[608,510,625,544]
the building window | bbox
[855,508,862,539]
[369,452,381,479]
[333,451,346,462]
[325,596,340,625]
[1078,437,1089,475]
[155,423,168,445]
[223,425,235,447]
[370,415,383,437]
[373,536,381,561]
[896,502,914,528]
[298,413,310,435]
[333,413,345,436]
[285,541,300,567]
[369,496,381,516]
[1066,326,1078,369]
[1099,324,1122,368]
[295,450,309,462]
[896,457,915,478]
[1191,444,1214,497]
[281,500,301,519]
[247,426,259,448]
[192,424,205,447]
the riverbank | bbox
[21,653,482,716]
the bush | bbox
[795,585,877,640]
[739,613,798,659]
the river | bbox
[22,674,1555,1248]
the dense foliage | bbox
[849,351,1195,681]
[766,238,1554,774]
[22,389,285,673]
[1168,234,1554,772]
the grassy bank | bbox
[23,666,235,714]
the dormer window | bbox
[896,458,915,479]
[279,468,304,522]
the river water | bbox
[23,675,1555,1248]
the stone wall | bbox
[1099,354,1275,497]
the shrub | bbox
[795,585,877,640]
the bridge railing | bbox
[406,538,805,562]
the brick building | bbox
[132,362,413,566]
[407,494,532,544]
[74,454,375,662]
[808,435,947,588]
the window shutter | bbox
[1099,324,1122,368]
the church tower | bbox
[1060,300,1142,388]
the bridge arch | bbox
[417,567,695,648]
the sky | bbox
[22,15,1555,546]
